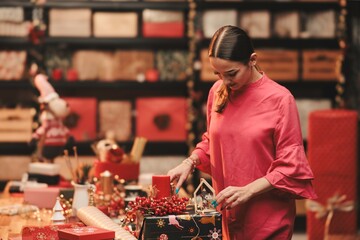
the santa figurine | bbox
[29,69,74,163]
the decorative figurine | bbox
[30,70,74,163]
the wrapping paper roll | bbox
[307,109,358,240]
[77,206,137,240]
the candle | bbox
[152,175,171,199]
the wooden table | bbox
[0,195,52,240]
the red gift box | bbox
[58,226,115,240]
[93,160,140,181]
[307,110,358,240]
[136,97,187,141]
[22,222,85,240]
[142,22,184,38]
[63,97,97,141]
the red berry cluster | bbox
[127,196,189,216]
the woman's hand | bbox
[167,161,193,193]
[215,186,252,210]
[215,177,273,210]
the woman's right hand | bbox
[167,161,193,193]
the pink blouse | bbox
[193,74,317,240]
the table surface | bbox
[0,195,53,240]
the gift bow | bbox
[306,193,355,240]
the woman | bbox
[167,25,317,240]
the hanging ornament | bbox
[29,1,47,45]
[335,0,348,108]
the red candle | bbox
[152,175,171,199]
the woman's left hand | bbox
[215,186,252,210]
[214,177,273,210]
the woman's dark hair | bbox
[208,25,255,113]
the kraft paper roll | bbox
[77,206,136,240]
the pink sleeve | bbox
[265,95,317,199]
[192,82,221,175]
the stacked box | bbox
[307,110,358,240]
[200,49,217,82]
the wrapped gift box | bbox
[99,100,132,141]
[139,211,222,240]
[49,8,91,37]
[93,12,138,38]
[63,97,97,141]
[136,97,187,141]
[22,222,85,240]
[303,10,336,38]
[307,110,358,240]
[93,160,140,181]
[239,11,271,38]
[58,226,115,240]
[202,10,237,38]
[142,10,184,38]
[23,187,60,208]
[273,11,300,38]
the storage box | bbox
[0,108,34,142]
[302,50,341,80]
[142,10,184,38]
[63,98,97,141]
[23,187,60,209]
[58,226,115,240]
[138,211,222,239]
[99,101,132,141]
[49,8,91,37]
[93,12,137,38]
[202,10,237,38]
[136,97,187,141]
[256,49,299,81]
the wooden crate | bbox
[0,108,34,142]
[256,49,299,81]
[200,48,217,82]
[302,50,341,80]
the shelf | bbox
[197,81,337,99]
[197,1,339,11]
[0,37,31,48]
[201,39,340,50]
[0,1,189,10]
[0,141,188,156]
[0,80,189,98]
[44,37,189,49]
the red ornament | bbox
[146,69,159,82]
[52,68,63,81]
[66,68,78,82]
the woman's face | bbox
[209,57,253,91]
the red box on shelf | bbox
[63,97,97,142]
[93,160,140,181]
[58,226,115,240]
[136,97,187,141]
[142,22,184,38]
